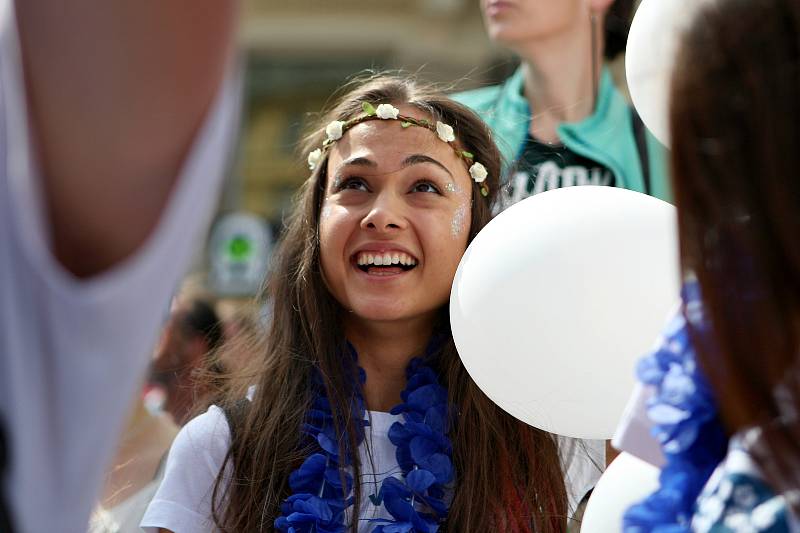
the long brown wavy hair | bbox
[208,75,568,532]
[669,0,800,508]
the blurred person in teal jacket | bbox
[454,0,670,208]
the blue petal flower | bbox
[289,453,327,493]
[406,469,436,493]
[409,436,437,463]
[647,403,691,425]
[275,494,347,533]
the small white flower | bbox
[718,479,735,500]
[697,493,725,521]
[723,513,755,533]
[469,162,488,183]
[436,121,455,143]
[307,148,323,171]
[751,498,784,529]
[325,120,345,141]
[375,104,399,120]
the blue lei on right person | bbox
[623,281,728,531]
[623,281,797,531]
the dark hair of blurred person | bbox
[670,0,800,514]
[151,299,225,425]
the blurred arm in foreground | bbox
[1,1,240,532]
[16,0,238,276]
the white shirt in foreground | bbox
[0,1,240,531]
[142,407,603,532]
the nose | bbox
[360,191,407,233]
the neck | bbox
[514,15,604,143]
[345,315,436,412]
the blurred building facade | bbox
[222,0,510,225]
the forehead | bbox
[326,105,467,177]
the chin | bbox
[351,305,410,324]
[487,25,536,49]
[347,298,438,326]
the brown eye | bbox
[336,177,369,192]
[411,181,440,194]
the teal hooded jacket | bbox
[452,66,671,202]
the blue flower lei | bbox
[275,344,453,533]
[623,281,729,532]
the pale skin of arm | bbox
[15,0,239,278]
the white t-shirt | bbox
[142,407,603,532]
[0,1,240,531]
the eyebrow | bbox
[402,154,452,176]
[338,156,377,168]
[335,153,453,177]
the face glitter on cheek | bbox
[451,204,468,238]
[321,205,332,220]
[445,182,456,193]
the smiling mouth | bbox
[353,251,418,274]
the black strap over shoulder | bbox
[631,109,652,196]
[0,420,15,533]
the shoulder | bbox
[170,405,232,462]
[158,405,232,486]
[141,406,232,532]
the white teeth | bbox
[356,251,417,267]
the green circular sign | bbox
[226,235,252,261]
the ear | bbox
[587,0,615,14]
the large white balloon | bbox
[450,186,679,439]
[581,452,661,532]
[627,0,711,146]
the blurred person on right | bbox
[615,0,800,530]
[454,0,671,207]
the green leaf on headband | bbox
[362,102,376,116]
[401,122,412,128]
[461,151,474,159]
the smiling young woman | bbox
[141,75,582,533]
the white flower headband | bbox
[307,102,490,197]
